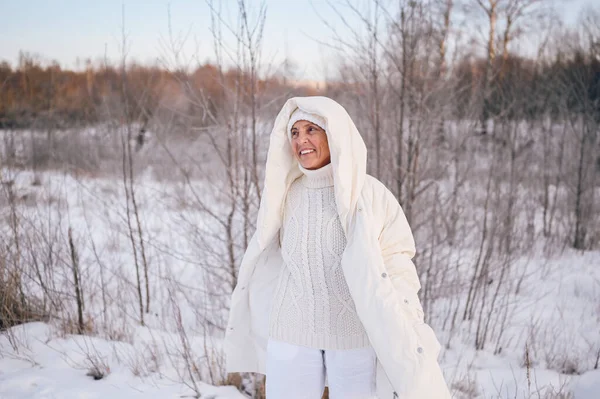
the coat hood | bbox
[255,96,367,250]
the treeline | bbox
[1,47,599,130]
[0,53,312,129]
[454,53,600,122]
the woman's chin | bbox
[300,158,331,170]
[300,161,318,170]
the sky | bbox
[0,0,596,81]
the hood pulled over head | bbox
[255,96,367,249]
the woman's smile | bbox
[299,148,316,156]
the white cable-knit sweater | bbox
[269,163,370,350]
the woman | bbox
[225,97,450,399]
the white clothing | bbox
[225,96,451,399]
[287,108,327,137]
[265,339,377,399]
[269,162,369,350]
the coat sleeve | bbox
[378,188,424,322]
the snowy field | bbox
[0,165,599,398]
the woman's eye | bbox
[291,131,298,137]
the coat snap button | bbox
[417,347,423,354]
[358,207,363,212]
[404,298,409,304]
[381,272,387,278]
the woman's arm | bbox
[378,188,424,321]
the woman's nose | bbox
[297,133,309,143]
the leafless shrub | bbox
[0,324,41,366]
[0,262,30,331]
[125,340,162,378]
[540,390,574,399]
[56,313,95,337]
[167,292,202,395]
[56,335,113,381]
[86,360,110,381]
[0,171,45,330]
[451,372,479,399]
[529,373,574,399]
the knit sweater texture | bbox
[268,162,370,350]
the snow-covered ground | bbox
[0,167,599,398]
[2,321,599,398]
[0,323,245,399]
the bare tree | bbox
[471,0,551,133]
[117,5,150,325]
[472,0,500,134]
[68,227,84,335]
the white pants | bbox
[265,339,377,399]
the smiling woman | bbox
[225,96,451,399]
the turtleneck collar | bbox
[298,162,334,188]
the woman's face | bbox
[290,120,331,170]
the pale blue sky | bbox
[0,0,595,80]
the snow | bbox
[0,165,598,398]
[0,323,245,399]
[2,320,598,398]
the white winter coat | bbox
[224,96,451,399]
